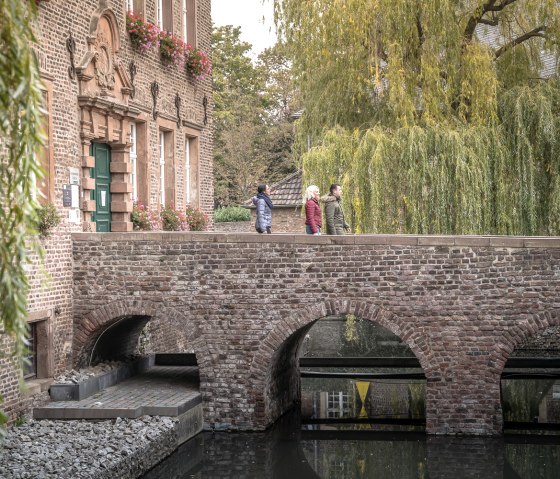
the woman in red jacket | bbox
[304,185,322,235]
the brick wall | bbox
[213,221,252,233]
[0,0,213,422]
[71,233,560,435]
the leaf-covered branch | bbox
[494,25,547,58]
[463,0,518,44]
[0,0,43,434]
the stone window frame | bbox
[157,0,174,33]
[129,122,138,201]
[36,76,55,204]
[181,0,197,46]
[25,309,54,381]
[157,117,177,208]
[184,127,200,207]
[133,118,150,206]
[127,0,145,16]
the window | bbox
[157,0,173,32]
[130,123,138,201]
[127,0,145,15]
[23,322,38,379]
[184,131,199,207]
[35,84,54,204]
[327,391,350,418]
[185,136,190,203]
[24,310,54,381]
[182,0,196,45]
[159,131,165,206]
[158,121,176,208]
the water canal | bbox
[141,316,560,478]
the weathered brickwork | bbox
[0,0,213,422]
[71,233,560,435]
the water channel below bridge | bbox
[140,410,560,479]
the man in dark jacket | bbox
[322,183,350,235]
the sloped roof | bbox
[245,170,302,208]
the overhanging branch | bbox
[463,0,518,44]
[494,26,546,58]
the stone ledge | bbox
[48,355,154,402]
[71,232,560,248]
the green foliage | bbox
[13,413,26,427]
[214,206,251,223]
[344,314,357,343]
[275,0,560,235]
[160,204,188,231]
[212,27,299,206]
[303,83,560,235]
[185,205,209,231]
[130,201,161,231]
[35,202,61,238]
[0,0,44,435]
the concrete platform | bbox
[33,365,201,420]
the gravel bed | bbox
[0,416,178,479]
[53,361,124,385]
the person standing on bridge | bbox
[323,183,350,235]
[304,185,322,235]
[253,184,273,234]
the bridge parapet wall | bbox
[71,233,560,435]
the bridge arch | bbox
[73,299,203,367]
[248,299,431,429]
[496,310,560,370]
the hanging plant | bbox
[159,32,185,68]
[185,45,211,80]
[126,11,159,54]
[35,202,61,238]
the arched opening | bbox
[502,325,560,433]
[90,314,151,364]
[299,315,426,432]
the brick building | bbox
[0,0,213,421]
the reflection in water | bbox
[502,379,560,425]
[301,377,425,431]
[141,412,560,479]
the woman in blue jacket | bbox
[252,184,273,233]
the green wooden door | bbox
[91,143,111,232]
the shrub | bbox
[185,45,211,80]
[131,201,161,231]
[160,204,189,231]
[185,204,209,231]
[36,202,61,237]
[126,11,159,54]
[159,32,185,67]
[214,206,250,223]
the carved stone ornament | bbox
[93,30,115,91]
[75,6,133,104]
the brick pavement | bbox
[33,366,201,420]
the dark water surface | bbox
[141,412,560,479]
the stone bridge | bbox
[71,233,560,435]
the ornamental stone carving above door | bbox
[76,3,133,102]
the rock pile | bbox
[53,361,124,385]
[0,416,178,479]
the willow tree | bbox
[0,0,43,434]
[273,0,560,235]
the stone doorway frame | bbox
[76,2,140,232]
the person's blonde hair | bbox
[304,185,319,202]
